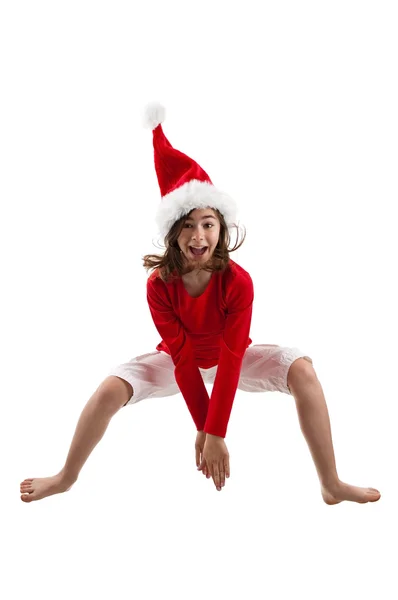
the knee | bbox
[287,356,316,390]
[96,376,134,411]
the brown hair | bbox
[142,208,246,283]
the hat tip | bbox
[143,102,166,130]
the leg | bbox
[20,376,133,503]
[287,358,381,505]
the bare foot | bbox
[20,473,76,503]
[321,481,381,505]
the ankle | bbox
[321,476,341,492]
[58,469,78,485]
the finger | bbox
[213,465,221,490]
[200,457,209,476]
[224,458,230,479]
[220,464,225,488]
[196,448,200,468]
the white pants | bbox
[107,344,313,407]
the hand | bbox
[195,431,211,479]
[197,434,230,491]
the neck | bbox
[183,263,210,277]
[183,268,202,277]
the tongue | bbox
[191,247,206,255]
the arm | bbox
[203,273,254,438]
[147,276,210,431]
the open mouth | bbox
[190,247,208,256]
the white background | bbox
[1,1,397,598]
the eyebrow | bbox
[185,215,217,221]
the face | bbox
[177,208,221,270]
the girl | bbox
[20,103,381,505]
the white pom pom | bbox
[143,102,166,130]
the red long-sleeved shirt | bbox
[146,259,254,438]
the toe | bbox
[367,488,381,501]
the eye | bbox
[184,223,213,228]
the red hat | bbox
[143,102,238,238]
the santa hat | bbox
[143,102,238,238]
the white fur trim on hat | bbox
[155,179,238,238]
[143,102,166,130]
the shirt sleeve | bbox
[146,275,210,431]
[203,272,254,438]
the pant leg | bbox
[237,344,313,395]
[106,350,181,407]
[106,344,312,408]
